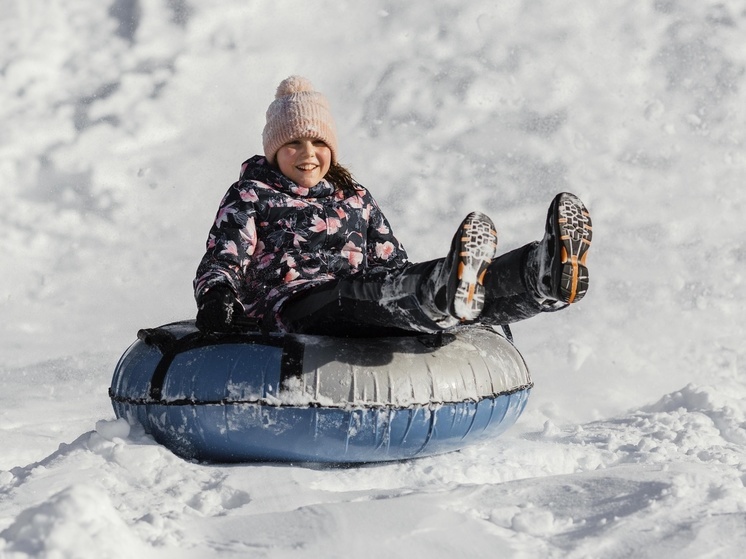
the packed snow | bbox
[2,0,746,557]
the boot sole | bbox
[554,193,593,304]
[452,212,498,321]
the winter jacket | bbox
[194,156,409,330]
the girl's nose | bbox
[300,141,314,156]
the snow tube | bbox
[109,320,532,463]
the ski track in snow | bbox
[2,0,746,557]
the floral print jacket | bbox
[194,156,409,329]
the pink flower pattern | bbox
[375,241,395,260]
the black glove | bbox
[195,286,243,333]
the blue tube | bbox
[109,321,532,463]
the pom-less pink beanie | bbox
[262,76,339,165]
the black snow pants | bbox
[280,243,545,337]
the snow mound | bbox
[0,484,153,559]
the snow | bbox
[1,0,746,556]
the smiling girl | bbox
[194,76,592,336]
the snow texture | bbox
[2,0,746,557]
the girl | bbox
[194,76,592,336]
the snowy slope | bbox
[1,0,746,557]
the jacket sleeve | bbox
[193,182,258,302]
[364,193,409,271]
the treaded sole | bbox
[555,193,593,304]
[452,212,498,321]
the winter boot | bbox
[528,192,593,304]
[423,211,499,323]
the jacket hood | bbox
[239,155,336,199]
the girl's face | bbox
[276,138,332,188]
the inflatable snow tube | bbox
[109,320,532,463]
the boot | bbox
[421,211,498,324]
[527,192,593,305]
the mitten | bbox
[195,286,243,333]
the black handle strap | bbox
[501,324,514,344]
[138,322,290,402]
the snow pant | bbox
[280,242,547,337]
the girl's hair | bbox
[325,162,361,195]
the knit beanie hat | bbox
[262,76,339,165]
